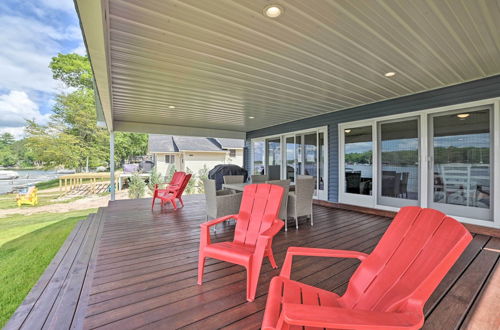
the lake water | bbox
[0,170,59,194]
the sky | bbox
[0,0,85,139]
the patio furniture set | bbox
[151,171,473,329]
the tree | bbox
[114,132,148,165]
[25,53,148,170]
[0,133,15,147]
[49,53,93,89]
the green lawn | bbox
[0,209,95,327]
[0,193,89,210]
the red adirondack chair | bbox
[198,183,285,302]
[154,173,191,210]
[152,171,186,209]
[262,206,472,330]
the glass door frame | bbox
[377,116,421,208]
[338,120,378,207]
[338,97,500,228]
[427,106,494,220]
[250,126,328,201]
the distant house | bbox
[148,135,244,176]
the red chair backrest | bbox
[233,184,284,247]
[170,171,185,186]
[173,173,192,198]
[339,206,472,313]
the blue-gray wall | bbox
[245,75,500,202]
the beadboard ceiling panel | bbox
[76,0,500,136]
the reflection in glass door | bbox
[344,126,373,195]
[429,108,491,220]
[303,133,317,188]
[285,136,295,182]
[266,138,281,180]
[378,119,419,207]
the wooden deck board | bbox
[6,194,498,329]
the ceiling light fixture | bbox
[345,129,351,133]
[457,113,470,119]
[168,105,175,109]
[384,72,396,77]
[248,116,255,119]
[263,5,283,18]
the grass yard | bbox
[0,209,95,327]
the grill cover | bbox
[208,164,248,190]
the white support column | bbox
[110,131,115,201]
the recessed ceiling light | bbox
[457,113,470,119]
[263,5,283,18]
[384,72,396,77]
[248,116,255,119]
[168,105,175,109]
[345,129,351,133]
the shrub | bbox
[147,167,162,192]
[128,173,146,199]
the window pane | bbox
[267,138,281,180]
[252,141,265,175]
[344,126,372,195]
[380,119,419,200]
[285,137,295,182]
[318,132,325,191]
[433,109,490,209]
[295,135,302,176]
[304,133,317,188]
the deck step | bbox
[5,209,104,330]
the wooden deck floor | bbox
[7,194,499,330]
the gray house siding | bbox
[245,74,500,202]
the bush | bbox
[147,167,162,192]
[184,167,196,194]
[196,165,209,194]
[128,173,146,199]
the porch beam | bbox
[113,120,246,139]
[109,131,115,201]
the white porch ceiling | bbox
[76,0,500,138]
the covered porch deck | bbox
[7,194,499,329]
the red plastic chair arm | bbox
[260,219,284,239]
[283,303,423,329]
[255,220,284,253]
[281,247,368,278]
[199,214,238,248]
[200,214,239,228]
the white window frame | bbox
[339,97,500,228]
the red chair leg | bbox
[171,199,177,210]
[197,254,206,285]
[246,265,254,302]
[151,197,155,209]
[179,197,184,207]
[267,248,278,269]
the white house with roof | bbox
[148,135,244,176]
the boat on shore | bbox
[0,170,20,180]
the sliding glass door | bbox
[429,108,492,220]
[266,138,281,180]
[378,118,419,207]
[254,127,328,200]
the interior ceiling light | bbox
[263,5,283,18]
[457,113,470,119]
[168,105,175,109]
[345,129,351,133]
[248,116,255,119]
[384,72,396,77]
